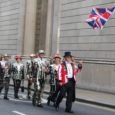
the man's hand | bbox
[79,60,83,64]
[26,75,29,79]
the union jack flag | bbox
[86,7,115,29]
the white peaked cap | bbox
[38,50,45,54]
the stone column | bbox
[45,0,53,56]
[23,0,37,55]
[17,0,26,55]
[38,0,48,51]
[38,0,53,56]
[51,0,60,55]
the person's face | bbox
[2,57,5,61]
[55,57,61,63]
[39,53,45,58]
[64,56,72,62]
[4,56,9,61]
[72,56,75,62]
[16,58,21,63]
[30,57,34,60]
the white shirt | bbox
[66,61,73,78]
[0,60,6,68]
[55,64,60,71]
[51,64,60,72]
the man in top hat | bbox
[32,50,49,107]
[55,52,82,113]
[12,55,25,99]
[26,54,35,99]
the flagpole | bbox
[57,0,61,54]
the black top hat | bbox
[64,52,72,57]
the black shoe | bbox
[54,103,59,111]
[21,87,24,92]
[15,96,19,99]
[47,98,50,106]
[37,104,43,108]
[27,96,31,100]
[4,97,9,100]
[0,90,2,94]
[65,109,74,113]
[14,94,19,99]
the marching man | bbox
[32,50,49,107]
[26,54,35,99]
[0,55,6,94]
[55,52,82,113]
[47,53,62,105]
[12,55,25,99]
[0,54,12,100]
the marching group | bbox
[0,50,82,113]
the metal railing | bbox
[75,57,115,65]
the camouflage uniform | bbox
[26,59,34,99]
[32,55,49,107]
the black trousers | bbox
[13,79,21,96]
[0,77,10,97]
[56,80,75,111]
[0,78,4,93]
[48,83,61,102]
[0,74,4,93]
[4,77,10,97]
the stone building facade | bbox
[0,0,53,55]
[0,0,25,55]
[51,0,115,93]
[0,0,115,93]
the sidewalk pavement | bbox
[44,85,115,109]
[75,88,115,108]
